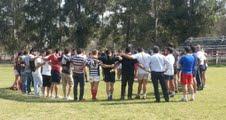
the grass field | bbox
[0,64,226,120]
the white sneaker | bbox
[67,96,73,100]
[180,97,188,102]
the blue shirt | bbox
[179,54,195,74]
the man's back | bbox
[149,53,167,72]
[132,52,151,74]
[180,54,195,74]
[71,54,87,74]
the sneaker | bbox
[120,97,125,100]
[135,95,140,99]
[180,97,188,102]
[109,95,113,101]
[190,96,195,101]
[67,96,73,100]
[63,97,67,100]
[79,99,86,102]
[142,95,147,99]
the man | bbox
[32,51,45,97]
[42,50,52,97]
[61,48,73,100]
[179,47,195,102]
[164,47,175,97]
[196,45,207,89]
[149,46,169,102]
[21,50,34,94]
[86,50,102,100]
[100,50,119,101]
[191,46,199,93]
[46,49,62,98]
[119,47,138,100]
[131,48,151,99]
[71,48,87,102]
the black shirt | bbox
[100,55,119,74]
[120,56,138,76]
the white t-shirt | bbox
[149,53,168,72]
[164,54,175,75]
[132,52,151,74]
[196,51,206,65]
[33,57,43,76]
[42,62,52,76]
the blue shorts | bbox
[51,70,61,84]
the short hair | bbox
[153,46,160,53]
[77,48,83,54]
[30,48,34,54]
[92,49,98,55]
[64,48,70,54]
[46,50,51,56]
[23,50,28,55]
[184,46,191,53]
[125,47,131,53]
[137,48,144,52]
[190,46,196,53]
[105,49,111,55]
[167,47,174,54]
[55,49,59,54]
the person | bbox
[99,50,119,101]
[20,50,33,94]
[61,48,73,100]
[71,48,88,102]
[191,46,199,93]
[42,50,52,97]
[45,49,62,98]
[130,48,151,99]
[86,50,102,100]
[11,51,23,91]
[149,46,169,102]
[196,45,207,89]
[164,47,175,97]
[179,47,195,102]
[32,51,45,97]
[119,47,138,100]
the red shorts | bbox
[181,73,193,85]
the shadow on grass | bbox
[0,88,182,105]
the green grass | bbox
[0,64,226,120]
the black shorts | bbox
[164,75,174,81]
[200,65,207,72]
[51,70,61,84]
[42,75,51,87]
[104,72,115,83]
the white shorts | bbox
[14,70,19,76]
[138,74,149,80]
[89,76,100,82]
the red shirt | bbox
[48,54,61,72]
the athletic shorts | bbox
[164,75,174,81]
[200,65,207,72]
[42,75,51,88]
[14,70,20,76]
[181,73,193,85]
[89,76,100,82]
[51,70,61,84]
[104,72,115,83]
[138,73,149,80]
[61,73,73,87]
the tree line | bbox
[0,0,225,54]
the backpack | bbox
[29,59,36,72]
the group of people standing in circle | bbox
[10,43,207,102]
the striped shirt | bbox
[87,57,102,77]
[71,54,87,74]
